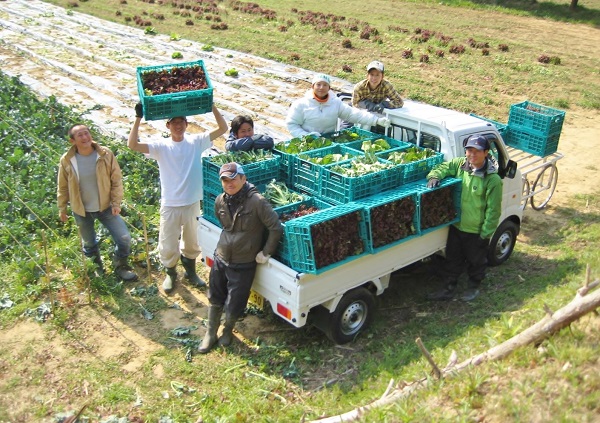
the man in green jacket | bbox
[425,134,502,301]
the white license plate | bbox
[248,289,264,309]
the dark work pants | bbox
[207,256,257,319]
[443,225,489,289]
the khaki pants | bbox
[158,201,201,268]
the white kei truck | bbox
[198,99,562,344]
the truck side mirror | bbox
[503,159,517,179]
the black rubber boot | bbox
[218,317,237,347]
[198,305,223,354]
[180,255,206,288]
[427,282,457,301]
[162,267,177,294]
[113,256,138,282]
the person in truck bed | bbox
[198,162,283,354]
[128,103,228,294]
[425,134,503,302]
[285,73,390,138]
[225,115,274,152]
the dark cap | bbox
[167,116,186,123]
[219,162,245,179]
[464,135,490,151]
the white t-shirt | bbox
[147,133,212,207]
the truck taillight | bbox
[277,303,292,320]
[205,256,214,268]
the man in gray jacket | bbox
[199,162,283,353]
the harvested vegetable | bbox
[299,152,353,165]
[360,138,391,153]
[275,134,332,154]
[311,211,364,269]
[329,153,393,177]
[370,197,416,248]
[279,205,320,223]
[141,65,209,95]
[263,180,304,208]
[420,185,458,230]
[209,149,274,166]
[387,146,436,164]
[327,129,368,143]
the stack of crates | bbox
[505,101,565,157]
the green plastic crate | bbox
[202,187,222,228]
[318,157,401,205]
[137,60,213,121]
[354,186,419,253]
[283,203,369,274]
[503,127,560,157]
[274,197,334,267]
[202,154,280,193]
[508,101,565,137]
[414,178,462,233]
[291,145,363,195]
[377,149,444,184]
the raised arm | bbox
[128,103,150,154]
[209,105,228,142]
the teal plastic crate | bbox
[503,127,560,157]
[274,197,334,267]
[283,203,369,274]
[354,186,419,253]
[137,60,213,121]
[343,134,412,155]
[318,158,401,204]
[202,154,280,193]
[202,187,222,228]
[292,145,363,195]
[508,101,565,137]
[414,178,462,233]
[322,127,378,144]
[273,136,335,184]
[378,149,444,184]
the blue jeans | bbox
[73,208,132,259]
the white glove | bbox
[255,251,270,264]
[306,131,321,137]
[376,117,391,128]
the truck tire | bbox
[325,287,376,344]
[488,220,519,266]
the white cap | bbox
[311,74,331,85]
[367,61,384,72]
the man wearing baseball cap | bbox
[198,162,282,353]
[425,134,503,302]
[352,60,404,113]
[285,72,390,138]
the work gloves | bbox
[256,251,270,264]
[376,117,390,128]
[135,102,144,118]
[427,178,440,188]
[361,100,391,113]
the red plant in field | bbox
[449,44,465,54]
[498,44,509,52]
[402,49,413,59]
[482,48,490,56]
[342,39,352,48]
[342,64,352,72]
[435,50,445,58]
[420,54,430,63]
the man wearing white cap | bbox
[285,73,390,138]
[351,60,404,130]
[198,162,282,353]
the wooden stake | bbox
[41,230,54,313]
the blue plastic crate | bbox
[202,154,280,193]
[322,127,378,144]
[508,101,565,138]
[273,197,334,267]
[283,203,369,274]
[202,187,222,228]
[378,148,444,184]
[137,60,213,121]
[291,145,363,195]
[354,186,420,253]
[318,158,402,205]
[414,178,462,234]
[503,127,560,157]
[343,134,412,155]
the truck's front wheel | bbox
[325,287,376,344]
[488,220,519,266]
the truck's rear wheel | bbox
[488,220,519,266]
[325,287,376,344]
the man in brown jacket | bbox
[57,123,137,281]
[198,162,283,353]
